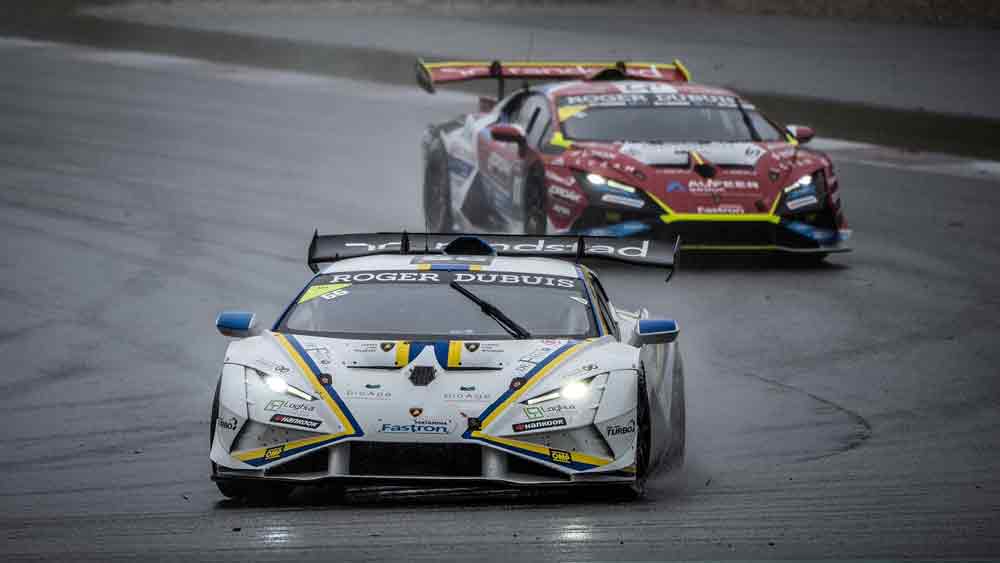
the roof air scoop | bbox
[443,236,496,256]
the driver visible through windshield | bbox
[279,269,598,340]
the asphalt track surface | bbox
[1,38,999,561]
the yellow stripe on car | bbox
[480,341,585,428]
[274,333,357,436]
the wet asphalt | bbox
[0,33,998,561]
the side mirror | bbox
[630,319,679,346]
[786,124,815,144]
[216,311,259,338]
[489,123,526,146]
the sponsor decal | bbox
[667,180,686,192]
[351,343,379,353]
[255,358,290,374]
[216,416,238,431]
[380,342,395,352]
[322,271,582,288]
[327,271,441,284]
[270,414,322,429]
[513,362,534,374]
[549,449,572,464]
[601,193,645,208]
[545,170,575,187]
[409,407,424,418]
[589,149,618,160]
[616,82,677,94]
[341,239,653,260]
[452,272,577,288]
[745,145,765,159]
[264,446,284,461]
[264,399,316,414]
[365,383,381,389]
[512,417,567,432]
[525,404,576,419]
[464,342,503,354]
[559,92,739,108]
[298,283,352,304]
[460,385,475,391]
[786,195,818,210]
[549,184,584,203]
[520,346,556,363]
[345,389,392,400]
[444,391,492,402]
[697,204,745,214]
[523,406,545,419]
[411,255,493,265]
[688,179,760,192]
[380,421,451,434]
[606,420,636,436]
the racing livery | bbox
[210,233,685,500]
[418,60,850,256]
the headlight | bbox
[584,173,637,193]
[259,372,315,401]
[522,376,598,405]
[784,174,814,193]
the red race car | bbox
[418,59,850,257]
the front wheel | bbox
[606,371,651,500]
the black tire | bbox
[210,377,293,503]
[606,371,651,501]
[423,140,453,233]
[522,165,547,235]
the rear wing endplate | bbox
[417,59,691,98]
[307,231,680,281]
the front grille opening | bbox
[506,453,570,480]
[266,448,329,476]
[350,442,482,477]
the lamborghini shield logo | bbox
[381,342,395,352]
[409,407,423,418]
[464,342,480,352]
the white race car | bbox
[210,232,685,500]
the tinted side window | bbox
[524,96,553,148]
[587,273,620,340]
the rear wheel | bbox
[423,140,453,232]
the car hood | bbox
[225,332,634,440]
[562,140,827,215]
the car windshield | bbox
[558,92,785,143]
[278,269,598,340]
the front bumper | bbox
[213,440,635,487]
[578,216,850,253]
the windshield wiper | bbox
[734,97,761,142]
[449,281,531,340]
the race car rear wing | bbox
[416,59,691,99]
[307,231,680,281]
